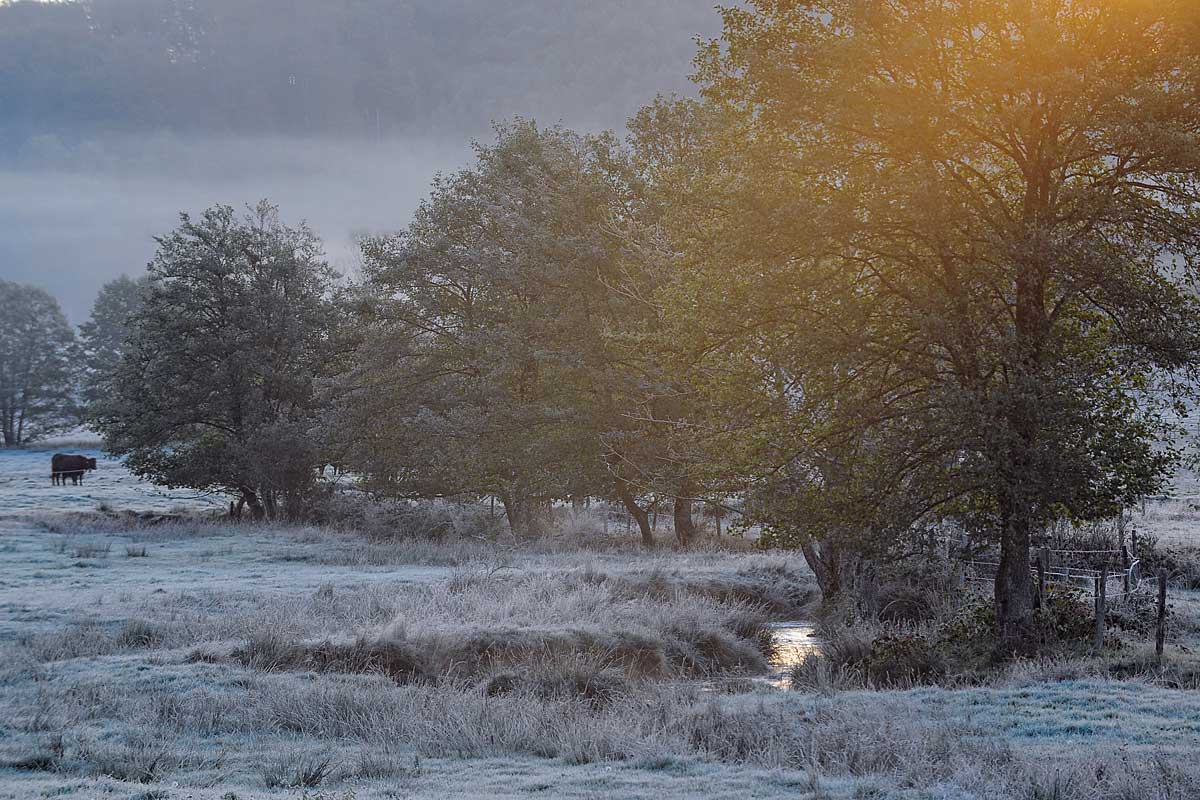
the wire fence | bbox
[960,556,1144,600]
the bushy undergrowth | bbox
[311,493,506,542]
[580,563,817,619]
[795,560,1110,691]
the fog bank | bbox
[1,135,468,319]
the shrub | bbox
[78,739,170,783]
[2,736,63,772]
[790,626,943,689]
[1034,588,1095,646]
[935,588,1097,667]
[260,750,334,789]
[1105,591,1160,635]
[862,633,943,686]
[875,584,939,625]
[934,598,997,670]
[314,494,504,542]
[481,663,632,708]
[69,542,111,560]
[790,652,865,693]
[233,632,309,674]
[354,747,421,780]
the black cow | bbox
[51,454,98,486]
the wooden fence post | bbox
[1156,569,1168,666]
[1038,547,1049,606]
[1131,528,1139,558]
[1094,567,1107,651]
[1121,546,1131,595]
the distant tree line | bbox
[0,275,147,446]
[7,0,1200,654]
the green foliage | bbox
[93,202,341,519]
[1034,589,1097,648]
[667,0,1200,642]
[935,599,1000,670]
[78,274,147,408]
[864,633,945,687]
[333,120,708,541]
[333,122,615,536]
[0,280,78,445]
[937,588,1098,666]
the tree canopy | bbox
[333,119,716,543]
[79,274,148,408]
[0,281,78,446]
[669,0,1200,645]
[93,202,341,518]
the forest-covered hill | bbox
[0,0,721,145]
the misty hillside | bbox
[0,0,721,147]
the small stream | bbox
[763,621,824,689]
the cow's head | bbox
[86,458,98,470]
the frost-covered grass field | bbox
[0,445,224,516]
[2,450,1200,798]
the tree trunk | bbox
[240,487,265,521]
[798,536,857,602]
[262,490,278,521]
[502,494,545,541]
[616,480,654,548]
[2,411,15,446]
[673,495,696,547]
[995,222,1049,651]
[995,501,1037,652]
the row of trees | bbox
[10,0,1200,651]
[62,125,705,544]
[0,276,143,446]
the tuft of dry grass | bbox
[260,749,335,789]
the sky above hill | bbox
[0,0,722,319]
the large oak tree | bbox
[678,0,1200,647]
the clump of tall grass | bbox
[260,750,334,789]
[230,569,776,687]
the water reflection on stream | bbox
[764,621,824,689]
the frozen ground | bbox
[2,449,1200,798]
[0,445,225,516]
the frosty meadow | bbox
[6,0,1200,798]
